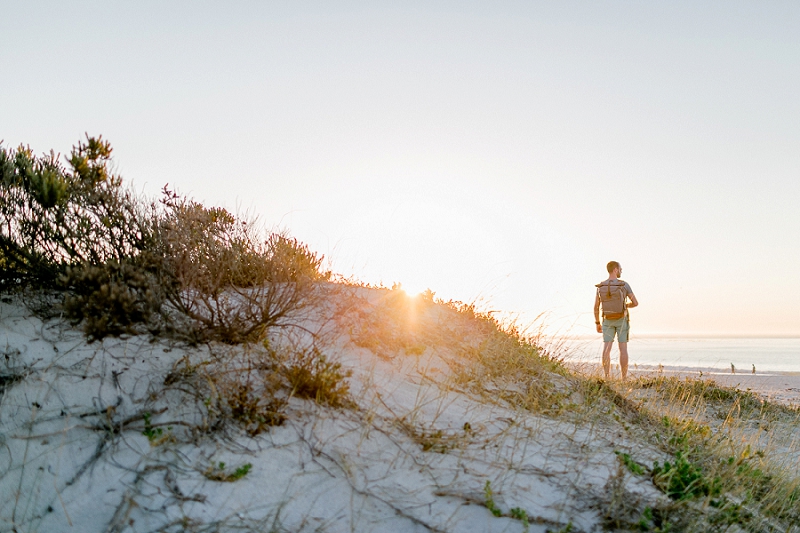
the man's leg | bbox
[602,341,614,379]
[618,342,629,381]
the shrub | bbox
[3,137,327,346]
[154,188,327,343]
[267,232,329,283]
[62,259,164,341]
[0,137,154,290]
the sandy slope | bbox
[0,290,794,532]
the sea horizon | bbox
[563,336,800,374]
[565,333,800,340]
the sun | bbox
[397,281,429,299]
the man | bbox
[594,261,638,380]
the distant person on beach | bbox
[594,261,638,380]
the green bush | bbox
[3,137,329,345]
[0,137,154,290]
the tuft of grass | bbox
[205,352,288,436]
[278,344,352,408]
[162,348,287,436]
[226,380,287,435]
[162,341,353,437]
[418,429,449,453]
[550,522,573,533]
[481,481,531,530]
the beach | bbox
[629,365,800,407]
[563,336,800,406]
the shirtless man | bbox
[594,261,638,380]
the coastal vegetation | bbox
[2,137,799,532]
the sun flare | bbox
[398,282,429,299]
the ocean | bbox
[564,336,800,374]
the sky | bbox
[2,2,799,336]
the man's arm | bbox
[627,293,639,309]
[594,292,602,333]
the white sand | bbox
[1,290,798,532]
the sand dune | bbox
[2,289,799,532]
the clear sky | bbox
[2,2,799,336]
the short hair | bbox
[606,261,620,273]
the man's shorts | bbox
[602,316,629,343]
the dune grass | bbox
[341,281,800,529]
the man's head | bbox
[607,261,621,275]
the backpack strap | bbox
[619,280,629,319]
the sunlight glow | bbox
[397,282,429,299]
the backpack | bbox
[596,280,627,320]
